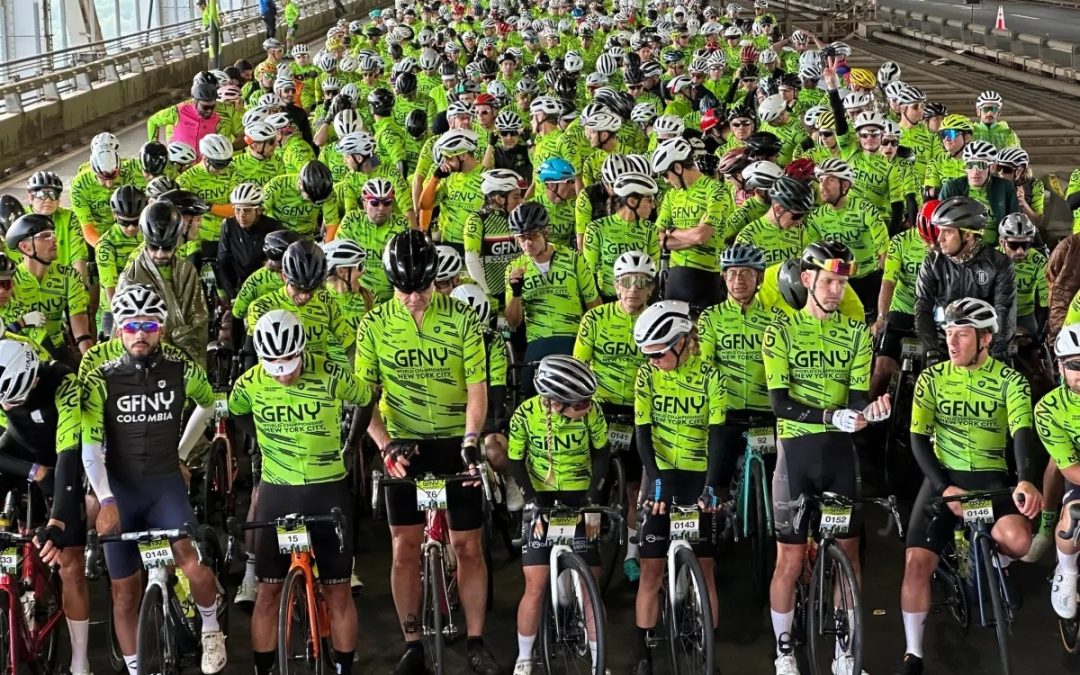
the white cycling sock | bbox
[67,618,89,673]
[626,528,639,561]
[244,552,257,583]
[770,609,794,656]
[516,632,536,663]
[124,654,138,675]
[1060,550,1080,575]
[902,611,926,658]
[198,602,220,633]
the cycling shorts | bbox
[638,469,715,560]
[906,470,1019,555]
[519,490,599,567]
[384,437,484,531]
[878,311,916,363]
[105,473,196,580]
[254,478,354,585]
[0,434,85,548]
[664,266,724,313]
[772,432,860,545]
[600,403,641,484]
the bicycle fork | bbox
[547,545,582,639]
[739,451,773,539]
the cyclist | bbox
[463,169,526,308]
[631,299,726,675]
[337,178,409,304]
[894,84,936,187]
[216,182,283,307]
[231,120,284,187]
[7,214,93,366]
[939,140,1019,243]
[81,285,225,675]
[70,145,129,248]
[914,196,1016,362]
[996,147,1044,227]
[583,172,661,301]
[735,175,817,268]
[146,73,228,151]
[485,110,533,180]
[898,297,1041,675]
[972,90,1020,150]
[531,158,580,249]
[923,114,974,200]
[435,245,465,294]
[321,238,374,341]
[117,200,208,367]
[574,251,655,581]
[230,309,374,675]
[24,171,88,286]
[368,88,412,180]
[418,130,486,248]
[0,340,91,675]
[97,186,148,335]
[232,229,299,344]
[998,213,1050,373]
[505,202,601,395]
[763,241,890,675]
[508,355,609,675]
[354,229,499,675]
[529,96,584,190]
[177,133,238,257]
[334,132,414,224]
[844,111,905,232]
[263,159,340,239]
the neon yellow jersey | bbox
[882,228,929,315]
[233,267,282,320]
[574,301,646,407]
[1003,247,1047,318]
[899,123,937,186]
[433,167,485,245]
[1035,384,1080,470]
[530,129,582,183]
[263,173,340,238]
[373,117,410,169]
[230,150,285,187]
[12,264,88,349]
[725,194,768,241]
[337,211,408,303]
[245,286,353,367]
[177,164,235,242]
[38,208,88,267]
[763,310,873,438]
[230,354,372,486]
[582,215,660,298]
[699,297,782,412]
[504,244,601,342]
[463,210,518,301]
[279,134,317,175]
[529,190,576,247]
[634,354,726,473]
[509,395,608,492]
[324,285,372,347]
[844,149,900,212]
[735,216,811,268]
[354,292,487,439]
[911,358,1032,473]
[336,164,412,217]
[654,175,729,272]
[96,225,142,290]
[804,197,889,277]
[924,148,965,191]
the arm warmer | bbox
[911,432,950,495]
[464,251,491,294]
[769,388,827,424]
[178,404,214,462]
[889,202,904,236]
[0,444,34,482]
[1013,427,1038,485]
[635,424,662,485]
[50,450,83,522]
[233,412,256,438]
[82,441,113,503]
[488,385,507,431]
[507,457,537,503]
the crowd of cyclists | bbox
[4,0,1080,673]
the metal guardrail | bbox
[0,0,339,115]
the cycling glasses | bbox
[817,130,835,138]
[30,189,59,201]
[980,105,1000,113]
[857,130,881,139]
[1004,239,1032,251]
[939,129,964,141]
[615,275,654,289]
[809,258,858,277]
[121,320,161,334]
[365,197,394,207]
[730,120,753,128]
[880,139,898,147]
[1062,359,1080,372]
[964,161,989,171]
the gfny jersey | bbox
[508,395,608,492]
[883,228,930,316]
[463,209,519,301]
[573,301,646,407]
[82,348,215,484]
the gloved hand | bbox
[509,275,524,297]
[830,408,862,433]
[22,311,45,328]
[697,485,719,512]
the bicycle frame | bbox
[665,539,694,621]
[0,540,63,670]
[967,524,1014,628]
[737,444,773,539]
[285,550,331,658]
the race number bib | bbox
[546,515,578,546]
[608,423,633,453]
[900,338,920,361]
[139,538,174,569]
[670,509,700,542]
[747,426,776,454]
[962,499,994,526]
[0,548,16,575]
[276,524,311,554]
[416,479,448,511]
[819,505,852,536]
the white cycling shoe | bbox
[1052,565,1078,619]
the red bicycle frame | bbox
[0,538,64,672]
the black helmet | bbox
[263,229,301,262]
[383,229,438,293]
[777,258,807,310]
[395,72,418,96]
[298,161,334,203]
[439,61,458,79]
[109,185,148,222]
[368,87,395,117]
[477,57,498,76]
[778,72,801,90]
[6,213,52,250]
[139,141,169,176]
[0,256,15,276]
[554,73,577,100]
[623,66,644,85]
[281,239,328,291]
[508,202,549,235]
[157,189,210,216]
[769,175,816,214]
[26,171,62,193]
[191,79,218,102]
[405,109,428,140]
[801,240,855,275]
[745,131,782,159]
[139,201,183,248]
[0,196,25,234]
[930,196,987,234]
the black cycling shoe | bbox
[391,645,428,675]
[894,654,923,675]
[632,658,653,675]
[467,645,501,675]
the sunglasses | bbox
[881,139,898,147]
[365,198,394,207]
[147,244,175,253]
[560,400,592,412]
[1004,239,1032,250]
[858,131,882,139]
[965,161,989,171]
[31,189,59,200]
[730,120,752,128]
[939,129,963,141]
[818,130,835,138]
[499,130,519,137]
[121,320,161,334]
[234,206,260,214]
[197,103,217,112]
[1062,360,1080,372]
[980,106,1000,113]
[116,217,140,227]
[997,166,1017,173]
[812,258,858,276]
[616,275,654,289]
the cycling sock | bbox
[516,632,536,662]
[467,636,485,652]
[626,528,639,560]
[66,617,89,673]
[635,626,652,661]
[124,654,137,675]
[1059,550,1079,574]
[770,609,794,656]
[253,650,275,675]
[333,649,354,674]
[1040,510,1059,536]
[244,552,257,583]
[901,611,926,658]
[197,602,220,632]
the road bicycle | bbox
[787,492,903,675]
[597,412,632,594]
[227,508,346,674]
[1058,501,1080,654]
[882,335,924,498]
[195,396,240,529]
[728,413,777,608]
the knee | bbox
[391,537,421,568]
[902,550,936,581]
[485,436,508,473]
[112,581,141,614]
[773,550,803,582]
[453,536,483,563]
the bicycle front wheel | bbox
[747,458,772,607]
[278,566,325,675]
[136,584,173,675]
[598,455,626,594]
[979,536,1012,674]
[540,552,606,674]
[806,542,863,675]
[665,546,714,675]
[422,546,446,675]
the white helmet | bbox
[802,105,827,127]
[90,148,120,175]
[853,111,886,130]
[758,49,777,64]
[633,300,693,350]
[564,50,584,73]
[253,309,307,365]
[653,115,686,137]
[583,111,623,132]
[612,172,659,198]
[230,182,264,206]
[217,84,242,102]
[481,169,525,195]
[435,245,463,282]
[336,132,376,157]
[434,129,478,157]
[451,284,492,325]
[631,103,658,125]
[882,120,901,138]
[321,238,368,271]
[530,96,563,117]
[742,160,784,190]
[1056,323,1080,359]
[962,140,998,163]
[651,137,693,174]
[976,90,1003,109]
[245,121,278,143]
[242,106,270,127]
[167,142,196,165]
[998,213,1037,240]
[877,61,901,85]
[842,92,871,110]
[111,284,168,323]
[815,158,854,184]
[264,112,292,130]
[333,109,362,137]
[941,297,998,333]
[91,132,120,152]
[199,134,234,161]
[613,250,657,278]
[362,178,395,201]
[0,341,39,405]
[758,94,787,124]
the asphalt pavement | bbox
[879,0,1080,42]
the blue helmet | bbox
[538,157,576,182]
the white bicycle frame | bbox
[666,539,694,620]
[547,543,586,637]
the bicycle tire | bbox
[278,566,324,675]
[200,439,228,528]
[747,459,771,607]
[31,567,63,675]
[136,584,171,675]
[806,542,863,675]
[598,455,626,594]
[979,536,1012,675]
[1059,615,1080,654]
[105,578,125,673]
[665,546,714,675]
[540,551,606,674]
[422,546,446,675]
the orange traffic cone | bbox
[995,5,1006,30]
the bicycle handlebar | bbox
[85,522,203,580]
[225,507,347,561]
[371,468,494,512]
[511,503,626,548]
[788,492,905,540]
[1058,501,1080,544]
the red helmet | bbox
[917,199,941,245]
[740,45,758,64]
[717,147,750,176]
[474,93,497,108]
[700,107,723,133]
[784,158,816,183]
